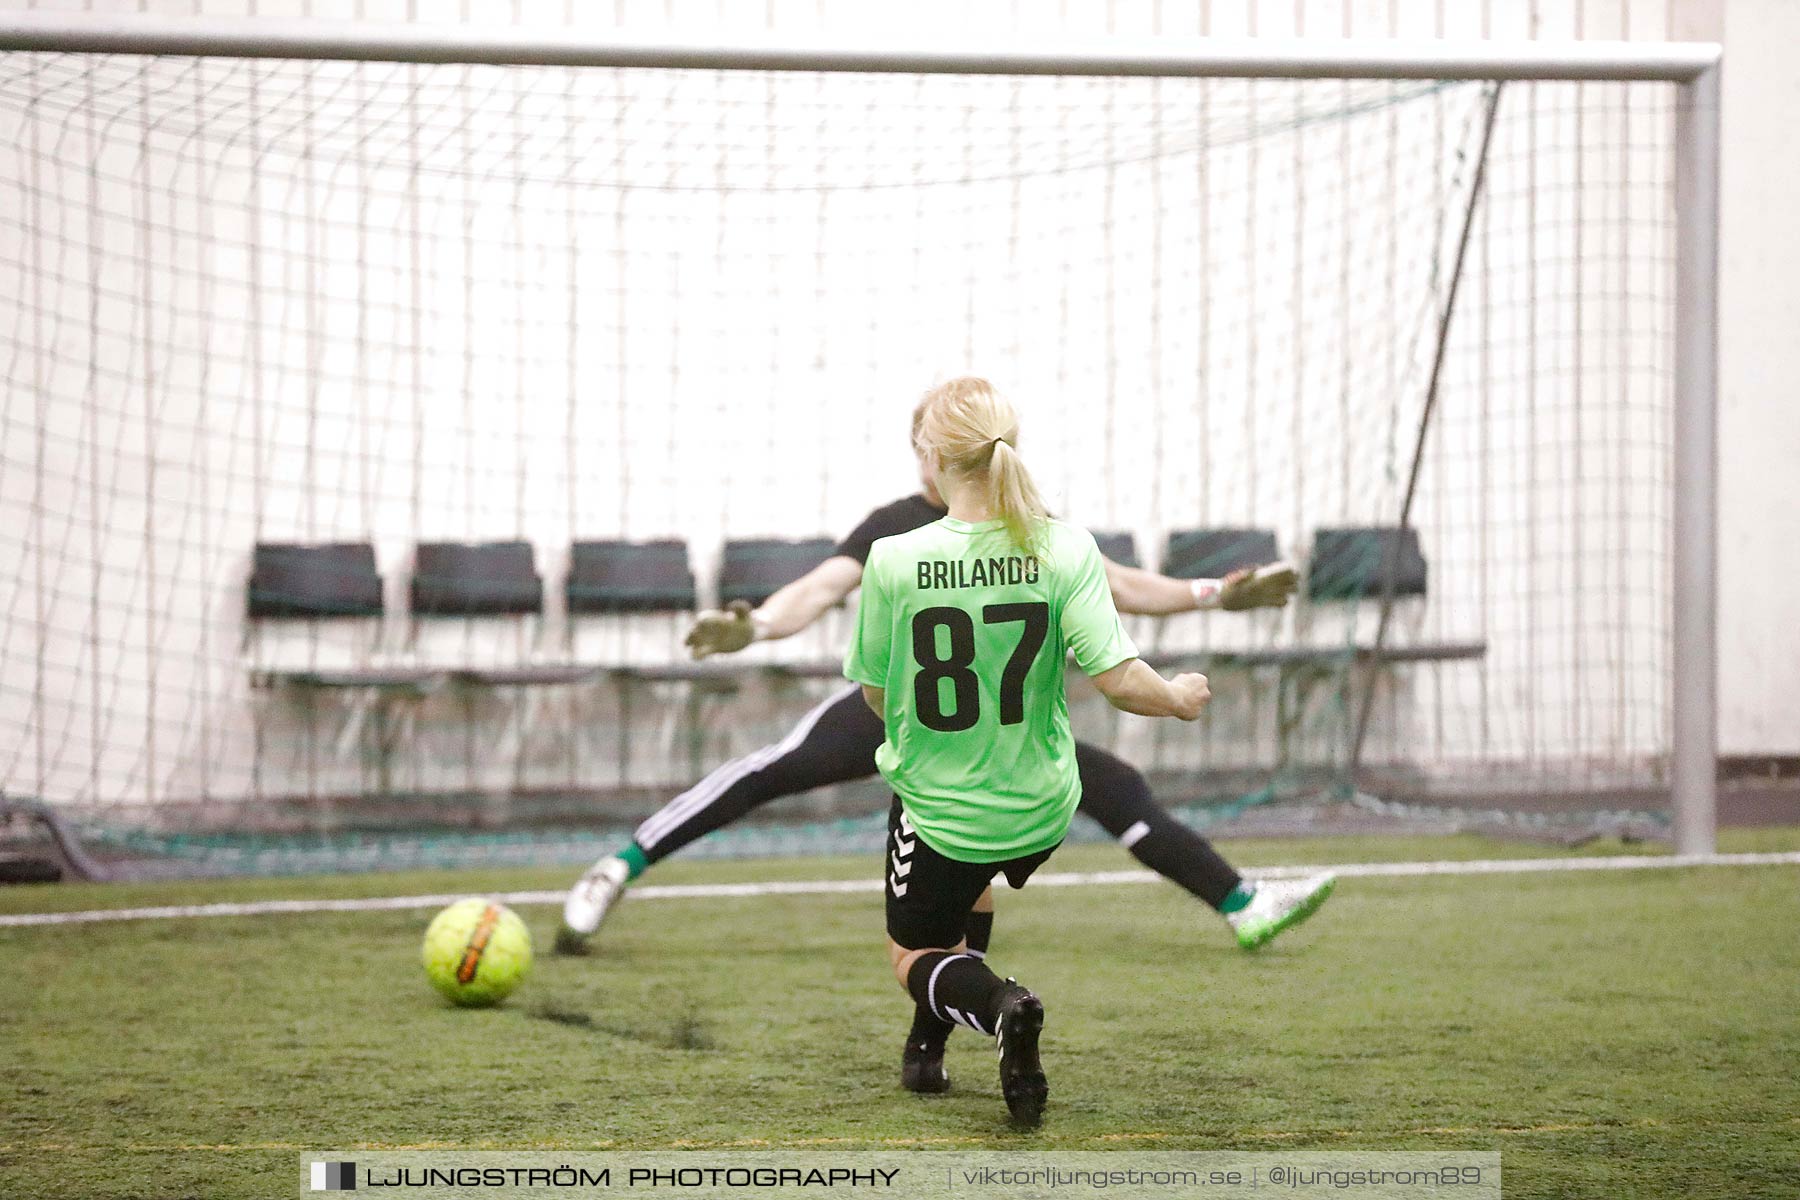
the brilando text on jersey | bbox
[915,556,1041,591]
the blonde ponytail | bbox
[986,439,1049,553]
[913,377,1049,552]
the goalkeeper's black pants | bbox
[629,684,1242,911]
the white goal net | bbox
[0,29,1711,873]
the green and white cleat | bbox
[555,855,631,955]
[1227,873,1336,951]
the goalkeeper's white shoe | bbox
[555,855,632,954]
[1226,873,1336,951]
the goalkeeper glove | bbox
[1197,562,1298,611]
[684,600,759,660]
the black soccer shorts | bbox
[883,796,1061,950]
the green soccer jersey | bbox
[843,515,1138,863]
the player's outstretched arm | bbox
[1103,558,1298,616]
[1090,658,1211,720]
[685,554,865,658]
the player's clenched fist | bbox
[684,599,756,659]
[1170,672,1212,721]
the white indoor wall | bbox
[1708,0,1800,758]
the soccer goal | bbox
[0,16,1719,876]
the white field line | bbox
[2,851,1797,929]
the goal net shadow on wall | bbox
[0,29,1703,876]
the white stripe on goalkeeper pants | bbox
[890,811,917,898]
[926,954,990,1035]
[635,683,857,851]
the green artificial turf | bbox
[2,832,1797,1199]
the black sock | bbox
[906,951,1012,1037]
[1075,744,1243,910]
[907,1003,954,1053]
[1120,812,1243,911]
[908,910,998,1048]
[964,910,995,959]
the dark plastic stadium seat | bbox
[1139,527,1472,770]
[407,542,600,685]
[719,538,836,608]
[411,541,544,616]
[1307,527,1428,601]
[246,541,440,689]
[245,542,439,797]
[566,539,698,614]
[248,542,385,618]
[1161,528,1281,579]
[1090,531,1140,569]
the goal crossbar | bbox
[0,14,1719,82]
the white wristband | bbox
[1189,578,1222,610]
[748,612,772,642]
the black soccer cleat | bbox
[994,985,1048,1128]
[900,1040,951,1094]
